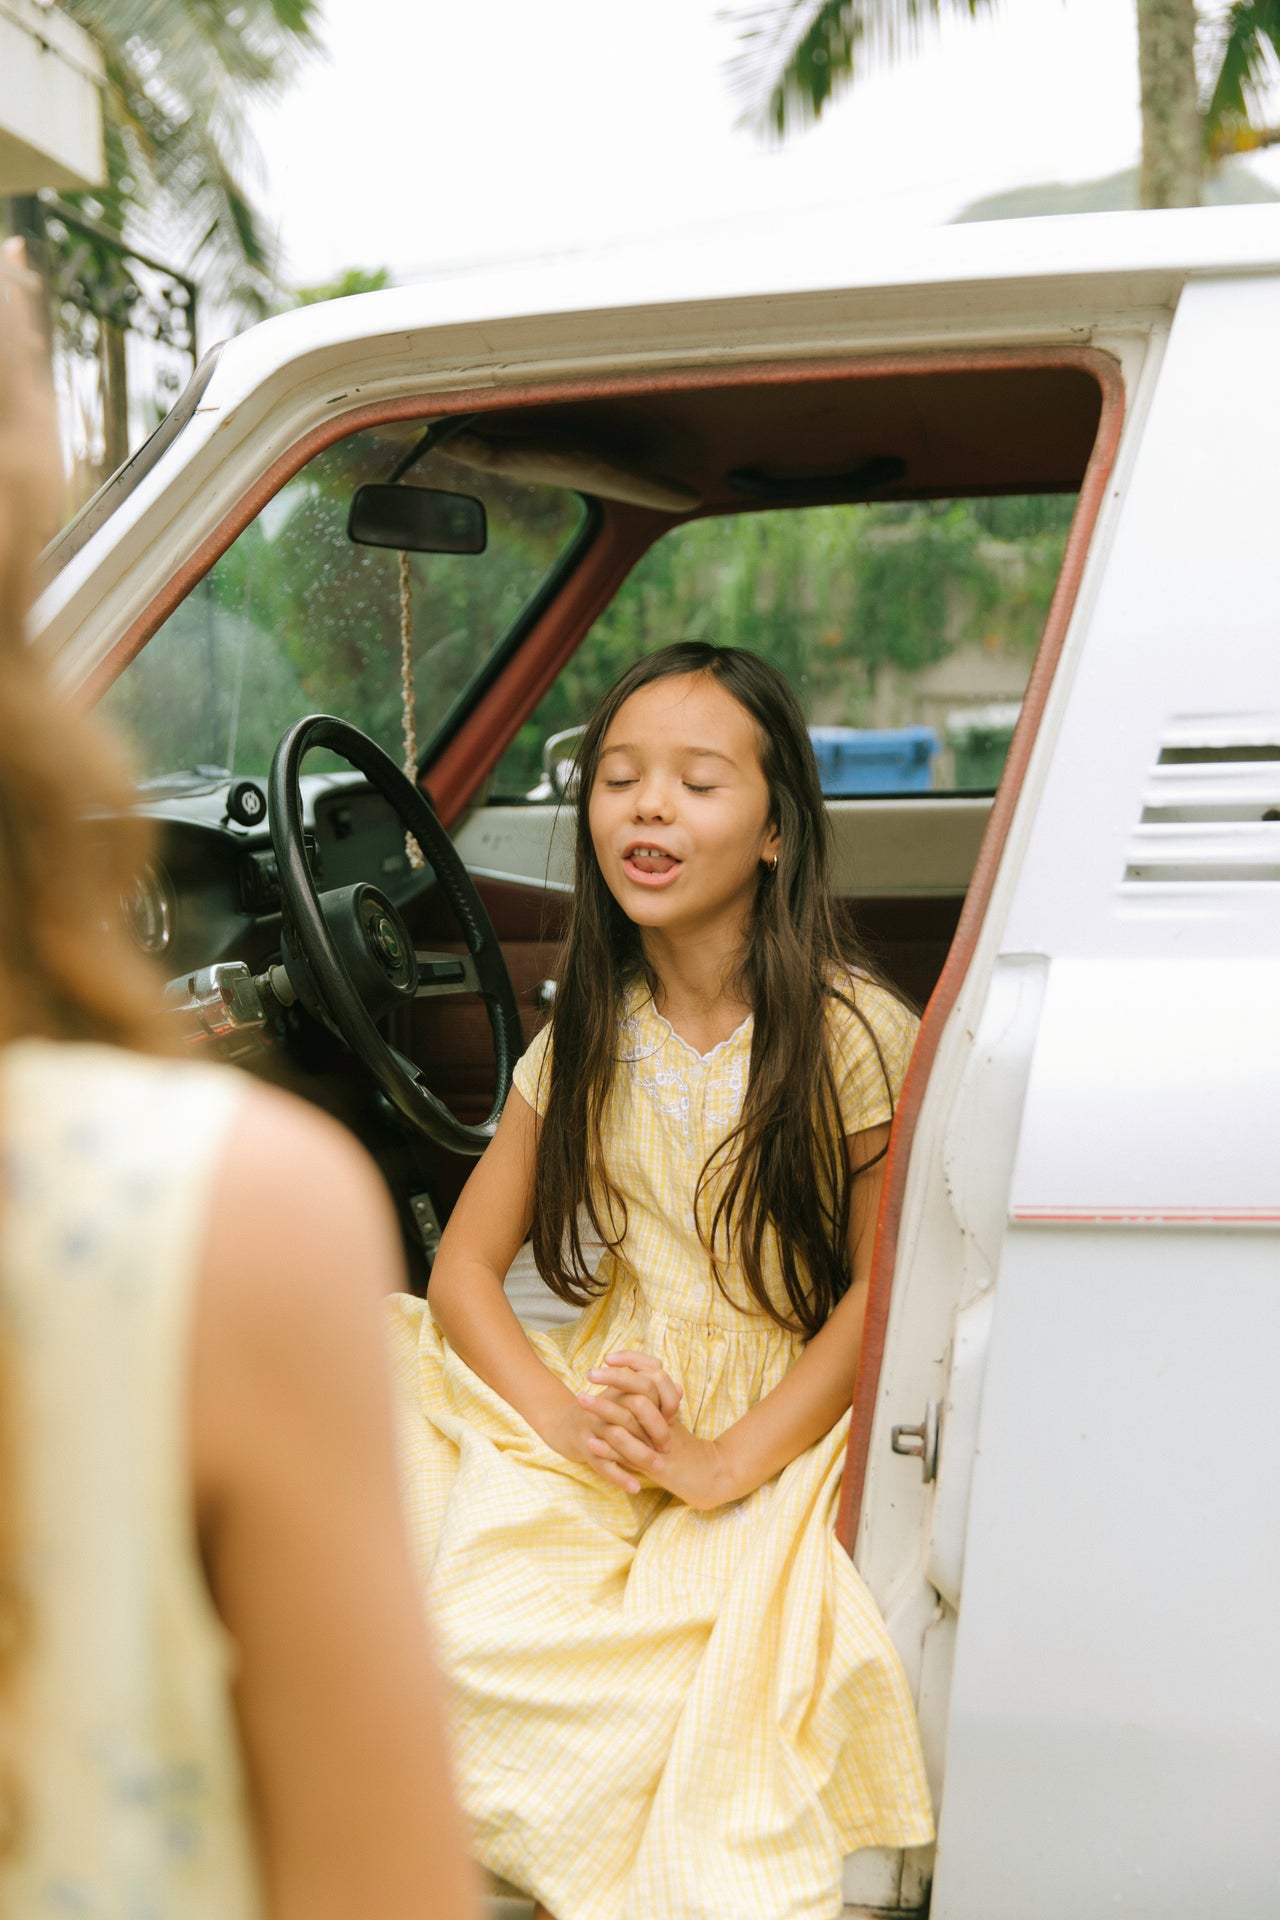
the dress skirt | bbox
[386,1268,934,1920]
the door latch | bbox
[891,1401,940,1482]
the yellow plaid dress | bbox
[386,976,934,1920]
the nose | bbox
[631,768,674,821]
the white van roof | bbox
[231,200,1280,371]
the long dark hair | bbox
[530,641,901,1339]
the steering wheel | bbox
[269,714,524,1156]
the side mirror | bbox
[347,484,487,554]
[543,725,587,801]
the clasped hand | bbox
[563,1350,732,1510]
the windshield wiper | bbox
[137,764,232,796]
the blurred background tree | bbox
[490,493,1075,794]
[4,0,323,504]
[730,0,1280,209]
[62,0,323,319]
[292,266,393,305]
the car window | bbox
[488,495,1076,800]
[99,422,589,783]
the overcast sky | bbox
[246,0,1280,288]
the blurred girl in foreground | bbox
[0,244,477,1918]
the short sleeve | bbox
[512,1020,554,1117]
[827,976,919,1136]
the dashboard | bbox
[121,771,436,1054]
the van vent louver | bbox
[1124,718,1280,886]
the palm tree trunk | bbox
[1136,0,1202,208]
[100,320,130,481]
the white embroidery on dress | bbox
[636,1060,692,1139]
[704,1051,747,1133]
[616,998,666,1063]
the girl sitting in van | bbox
[388,642,934,1920]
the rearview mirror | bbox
[347,484,487,554]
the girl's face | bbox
[588,672,781,944]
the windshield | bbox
[98,420,590,782]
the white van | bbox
[35,205,1280,1918]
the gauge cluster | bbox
[120,861,173,956]
[121,773,435,999]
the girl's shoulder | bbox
[512,1018,554,1117]
[824,970,920,1137]
[510,982,655,1119]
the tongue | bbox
[632,852,677,874]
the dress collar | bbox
[619,981,754,1066]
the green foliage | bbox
[291,268,393,307]
[98,410,1074,799]
[730,0,1280,187]
[62,0,322,318]
[728,0,997,139]
[1204,3,1280,154]
[99,422,588,779]
[490,493,1075,795]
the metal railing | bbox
[5,190,198,508]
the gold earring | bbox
[768,854,779,873]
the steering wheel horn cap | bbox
[316,882,419,1017]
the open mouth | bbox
[623,844,683,886]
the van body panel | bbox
[931,1228,1280,1918]
[856,270,1280,1908]
[1001,275,1280,966]
[1011,957,1280,1221]
[925,270,1280,1913]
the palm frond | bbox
[60,0,322,316]
[727,0,999,140]
[1202,1,1280,152]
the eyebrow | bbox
[598,743,737,765]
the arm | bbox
[189,1086,479,1920]
[425,1086,656,1491]
[424,1086,564,1433]
[589,1123,891,1509]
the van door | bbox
[916,274,1280,1919]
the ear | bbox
[760,819,781,866]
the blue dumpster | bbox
[807,725,939,795]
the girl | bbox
[0,245,477,1920]
[387,642,934,1920]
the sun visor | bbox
[445,432,700,513]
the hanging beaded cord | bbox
[398,550,425,870]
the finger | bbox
[617,1393,670,1448]
[591,1361,684,1418]
[597,1423,661,1475]
[579,1390,669,1451]
[585,1436,641,1495]
[587,1365,663,1406]
[588,1388,670,1449]
[598,1359,679,1420]
[578,1390,649,1444]
[604,1352,684,1409]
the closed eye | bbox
[684,782,716,793]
